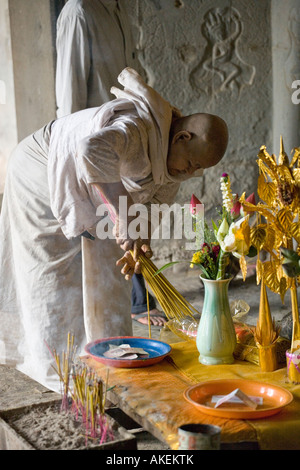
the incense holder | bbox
[196,277,236,365]
[0,401,137,450]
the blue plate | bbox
[85,336,172,368]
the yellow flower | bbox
[190,251,203,266]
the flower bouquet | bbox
[191,174,255,364]
[189,173,254,281]
[158,174,255,355]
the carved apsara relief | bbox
[190,7,256,98]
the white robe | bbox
[55,0,139,117]
[0,68,186,392]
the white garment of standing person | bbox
[55,0,139,117]
[55,0,155,321]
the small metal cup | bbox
[178,423,221,450]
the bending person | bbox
[0,68,228,391]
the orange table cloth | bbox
[83,341,300,450]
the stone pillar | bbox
[272,0,300,155]
[0,0,56,193]
[9,0,56,140]
[0,0,17,194]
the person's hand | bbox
[113,215,132,250]
[116,238,153,280]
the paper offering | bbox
[103,344,149,359]
[212,388,262,409]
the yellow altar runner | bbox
[83,341,300,450]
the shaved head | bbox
[167,113,228,177]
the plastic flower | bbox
[190,250,205,266]
[216,217,229,245]
[231,194,241,219]
[211,243,220,261]
[240,192,256,217]
[190,242,220,279]
[190,194,202,216]
[220,173,234,212]
[160,175,252,281]
[217,216,250,258]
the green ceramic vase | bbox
[196,276,236,365]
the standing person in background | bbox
[55,0,166,327]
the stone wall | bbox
[126,0,272,263]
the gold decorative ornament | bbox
[240,137,300,354]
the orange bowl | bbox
[184,379,293,420]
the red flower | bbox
[190,194,202,215]
[212,244,220,260]
[202,242,210,250]
[241,192,256,216]
[246,192,256,205]
[231,194,241,218]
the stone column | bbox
[0,0,17,194]
[272,0,300,155]
[0,0,56,193]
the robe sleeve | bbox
[76,127,124,184]
[76,119,151,187]
[55,10,90,117]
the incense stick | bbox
[139,254,200,321]
[145,281,152,338]
[46,334,113,445]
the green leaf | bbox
[192,262,211,279]
[280,247,300,262]
[247,245,258,257]
[154,261,182,275]
[211,219,219,236]
[154,260,211,279]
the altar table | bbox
[83,341,300,450]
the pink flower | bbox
[246,192,256,205]
[190,194,202,215]
[231,194,241,218]
[241,192,256,216]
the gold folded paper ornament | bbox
[240,137,300,357]
[234,331,289,366]
[254,281,280,371]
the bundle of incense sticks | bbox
[46,332,77,412]
[71,364,113,444]
[94,192,199,323]
[138,254,200,321]
[46,334,113,445]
